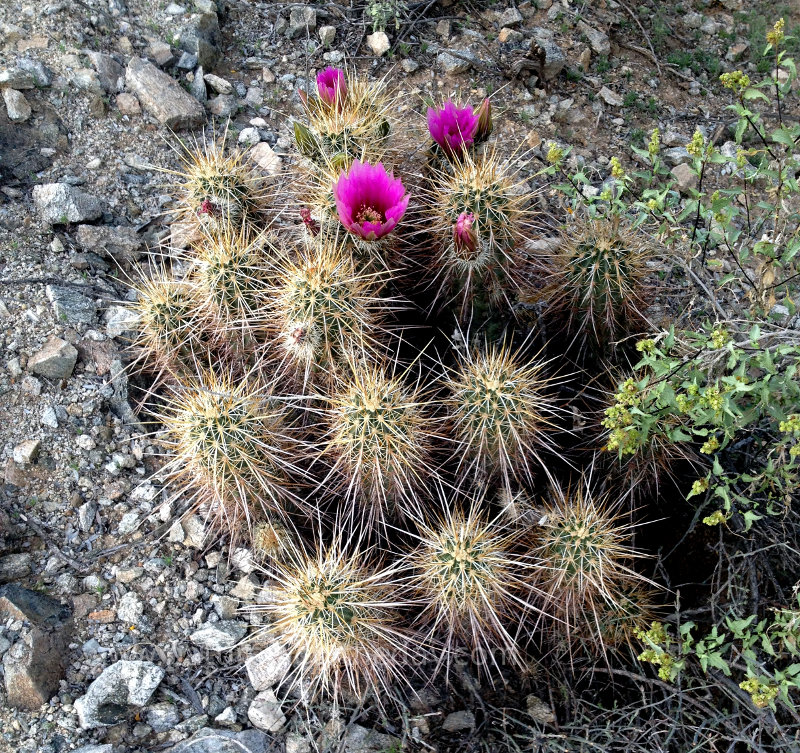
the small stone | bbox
[87,51,125,93]
[203,73,233,94]
[245,642,292,691]
[176,52,198,70]
[526,694,557,724]
[71,68,104,94]
[207,94,238,117]
[436,19,451,38]
[116,92,141,115]
[437,50,472,74]
[285,733,312,753]
[230,574,259,600]
[343,724,399,752]
[250,141,282,175]
[3,89,31,122]
[577,21,611,55]
[78,501,97,532]
[125,56,206,129]
[366,31,390,57]
[29,337,78,380]
[165,2,186,14]
[0,68,35,88]
[238,127,260,147]
[17,58,53,87]
[215,706,238,726]
[33,183,103,225]
[318,25,336,46]
[726,41,749,62]
[40,406,58,429]
[244,86,263,108]
[442,710,475,732]
[178,12,221,69]
[530,29,565,80]
[0,585,73,709]
[499,7,523,26]
[12,439,40,464]
[182,515,206,548]
[598,86,623,106]
[401,58,419,73]
[105,305,140,338]
[168,520,185,543]
[211,595,238,620]
[117,592,144,624]
[498,27,524,44]
[0,554,32,581]
[683,12,703,29]
[231,547,256,573]
[149,40,174,67]
[146,701,181,732]
[288,6,316,37]
[46,284,97,324]
[671,163,698,193]
[662,146,690,166]
[247,689,286,732]
[76,225,143,261]
[75,660,165,729]
[118,511,139,534]
[190,620,247,651]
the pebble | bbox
[12,439,40,464]
[117,592,144,623]
[2,88,31,122]
[207,94,238,117]
[318,25,336,46]
[245,641,292,691]
[28,337,79,380]
[32,183,103,225]
[204,73,233,94]
[238,127,260,147]
[247,689,286,732]
[442,710,476,732]
[189,620,247,651]
[366,31,390,56]
[125,56,205,129]
[598,86,623,106]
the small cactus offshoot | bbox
[155,369,299,535]
[266,239,396,386]
[408,502,540,678]
[168,132,267,236]
[533,481,648,653]
[251,538,416,704]
[323,360,436,524]
[445,342,562,489]
[542,215,652,351]
[130,263,203,374]
[295,68,394,168]
[427,149,534,315]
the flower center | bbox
[355,204,384,225]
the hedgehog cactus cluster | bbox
[127,64,663,708]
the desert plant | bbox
[129,261,204,375]
[154,368,300,536]
[444,341,563,490]
[407,500,540,678]
[321,359,437,525]
[540,214,653,352]
[251,536,417,705]
[532,479,649,654]
[426,148,535,316]
[265,237,397,387]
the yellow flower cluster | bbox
[767,17,785,47]
[635,622,676,681]
[710,328,730,349]
[700,435,720,454]
[546,142,564,165]
[690,477,710,496]
[702,509,727,526]
[648,128,660,157]
[719,70,751,94]
[610,156,625,179]
[740,677,779,708]
[687,129,706,159]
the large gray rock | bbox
[178,12,221,69]
[577,21,611,55]
[0,554,32,581]
[17,58,53,87]
[33,183,103,225]
[125,56,205,129]
[74,659,165,728]
[0,584,74,710]
[45,285,97,324]
[437,49,474,74]
[0,68,35,89]
[531,29,566,81]
[28,337,79,380]
[76,224,143,261]
[168,728,271,753]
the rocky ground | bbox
[0,0,792,751]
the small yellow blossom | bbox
[547,142,564,165]
[767,18,785,47]
[648,128,660,157]
[610,156,625,178]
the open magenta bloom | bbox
[453,212,477,254]
[316,67,346,107]
[333,159,409,241]
[427,100,480,158]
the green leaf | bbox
[742,510,763,531]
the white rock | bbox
[190,620,247,651]
[3,88,31,122]
[105,305,140,338]
[247,689,286,732]
[366,31,390,56]
[168,520,185,543]
[250,141,282,175]
[118,512,139,534]
[246,641,292,690]
[203,73,233,94]
[12,439,40,464]
[238,127,261,147]
[117,592,144,624]
[40,406,58,429]
[598,86,623,106]
[318,25,336,46]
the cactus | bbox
[445,342,562,489]
[169,131,267,236]
[189,222,275,340]
[295,68,394,168]
[129,262,204,375]
[427,149,534,315]
[155,369,299,535]
[532,481,648,652]
[542,215,651,351]
[408,502,539,678]
[252,538,415,704]
[323,361,436,524]
[266,238,395,387]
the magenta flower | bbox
[316,67,346,108]
[453,212,477,254]
[427,100,480,158]
[333,160,409,241]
